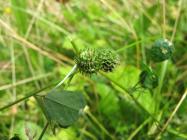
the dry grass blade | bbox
[0,73,52,91]
[155,89,187,139]
[0,19,73,65]
[99,0,137,39]
[9,41,16,138]
[170,0,183,42]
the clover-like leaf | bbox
[40,90,86,127]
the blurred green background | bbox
[0,0,187,139]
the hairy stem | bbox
[54,65,77,89]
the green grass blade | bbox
[11,0,28,35]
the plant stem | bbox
[116,36,158,53]
[155,89,187,139]
[38,122,49,140]
[141,24,146,64]
[153,0,167,126]
[167,128,187,139]
[170,0,183,42]
[0,73,52,91]
[99,71,162,129]
[128,118,150,140]
[9,41,16,139]
[156,60,168,112]
[152,0,183,135]
[54,64,77,89]
[0,84,54,111]
[86,111,115,140]
[70,40,79,54]
[162,0,166,38]
[37,64,77,140]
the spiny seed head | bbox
[74,48,119,75]
[149,39,174,62]
[75,48,101,75]
[98,48,119,72]
[139,70,158,90]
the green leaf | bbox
[41,90,86,127]
[107,65,140,90]
[106,66,156,114]
[133,90,156,114]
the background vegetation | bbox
[0,0,187,139]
